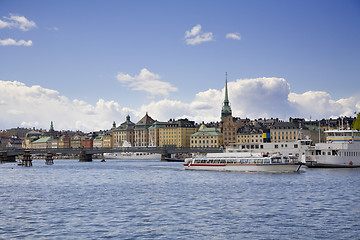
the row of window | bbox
[191,140,218,144]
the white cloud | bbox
[116,68,178,98]
[0,38,32,46]
[0,80,127,131]
[226,32,241,40]
[0,14,36,31]
[1,77,360,132]
[185,24,214,45]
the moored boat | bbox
[305,128,360,168]
[104,152,161,160]
[184,152,302,173]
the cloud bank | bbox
[185,24,214,45]
[1,77,359,132]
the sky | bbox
[1,0,360,132]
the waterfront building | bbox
[159,118,196,147]
[23,130,42,148]
[270,122,299,143]
[93,134,104,148]
[190,124,223,148]
[220,75,244,146]
[148,121,167,147]
[58,134,71,148]
[81,136,93,149]
[71,135,82,148]
[102,132,113,148]
[134,113,155,147]
[5,136,23,149]
[113,115,135,147]
[50,138,58,148]
[30,136,53,149]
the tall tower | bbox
[221,73,232,119]
[49,121,54,132]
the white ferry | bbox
[184,152,302,173]
[103,152,161,160]
[104,141,161,160]
[305,128,360,168]
[226,138,312,164]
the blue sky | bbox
[1,0,360,131]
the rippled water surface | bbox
[1,159,360,239]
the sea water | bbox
[1,159,359,239]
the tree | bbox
[353,113,360,130]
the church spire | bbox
[224,72,229,104]
[221,72,232,119]
[49,121,54,132]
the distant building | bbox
[148,121,167,147]
[93,134,104,148]
[102,133,113,148]
[219,75,244,146]
[134,113,155,147]
[30,136,53,149]
[190,124,223,148]
[270,122,299,143]
[159,118,196,147]
[58,134,71,148]
[71,135,82,148]
[113,115,135,147]
[23,130,43,148]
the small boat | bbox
[184,152,302,173]
[100,159,106,162]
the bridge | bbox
[0,147,223,163]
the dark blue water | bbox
[1,159,359,239]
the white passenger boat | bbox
[184,152,302,173]
[226,138,312,164]
[305,128,360,168]
[104,152,161,160]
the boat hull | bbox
[184,163,301,173]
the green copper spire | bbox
[224,72,229,104]
[221,72,232,119]
[49,121,54,132]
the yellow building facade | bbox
[159,119,196,147]
[190,124,223,148]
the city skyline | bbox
[1,0,360,132]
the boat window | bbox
[264,159,270,164]
[256,159,263,164]
[275,145,278,149]
[248,159,256,164]
[316,150,321,155]
[241,159,248,164]
[260,145,263,149]
[294,144,298,148]
[328,152,331,155]
[220,160,226,164]
[271,157,281,163]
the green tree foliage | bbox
[353,113,360,130]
